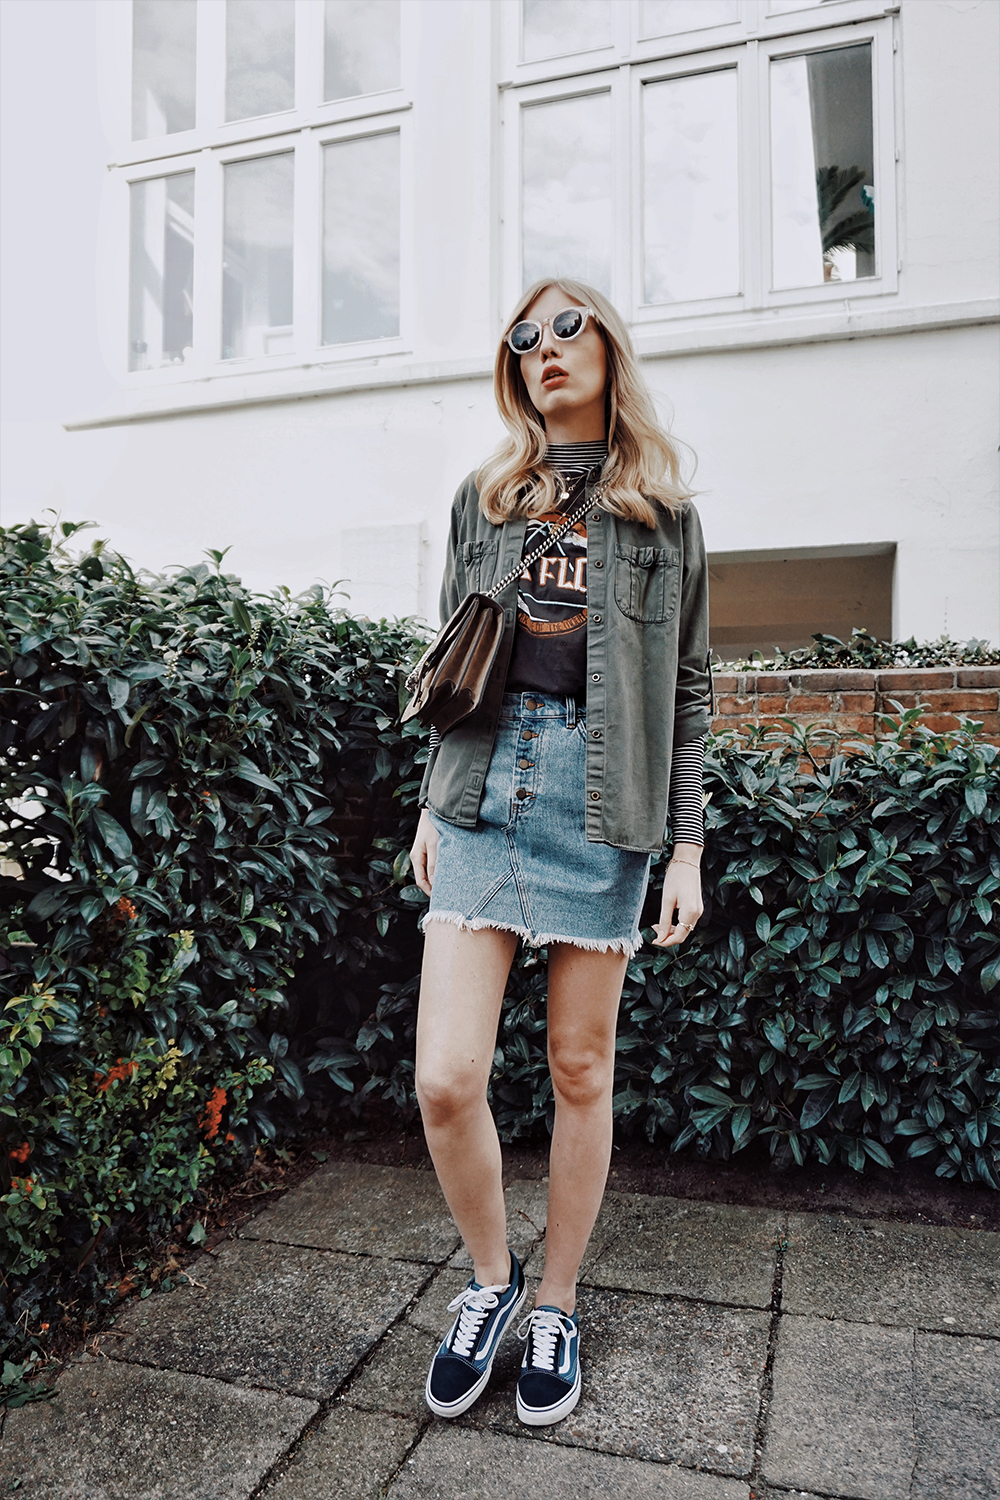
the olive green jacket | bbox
[418,472,712,853]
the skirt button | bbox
[515,787,529,800]
[518,758,532,769]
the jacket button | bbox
[518,758,533,769]
[594,559,604,568]
[515,787,528,800]
[592,614,602,624]
[591,673,601,682]
[590,790,601,800]
[591,728,601,738]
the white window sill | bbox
[64,297,999,430]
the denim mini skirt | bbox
[423,691,652,958]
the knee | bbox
[548,1043,612,1109]
[415,1064,483,1130]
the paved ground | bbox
[2,1160,998,1499]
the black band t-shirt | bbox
[504,442,607,697]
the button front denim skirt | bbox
[422,692,652,958]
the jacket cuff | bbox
[673,703,712,747]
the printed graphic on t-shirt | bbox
[506,485,589,695]
[517,509,588,636]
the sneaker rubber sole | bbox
[425,1279,528,1418]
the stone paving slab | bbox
[762,1315,917,1499]
[0,1355,315,1500]
[240,1161,461,1263]
[261,1406,421,1500]
[386,1426,751,1500]
[550,1192,782,1309]
[911,1331,1000,1500]
[782,1211,1000,1334]
[115,1236,428,1400]
[460,1287,768,1478]
[347,1321,441,1419]
[450,1179,549,1270]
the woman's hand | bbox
[410,808,439,896]
[651,845,704,947]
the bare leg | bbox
[414,921,520,1288]
[534,943,629,1314]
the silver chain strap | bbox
[484,482,604,601]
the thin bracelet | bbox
[669,857,702,870]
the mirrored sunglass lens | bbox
[508,321,540,352]
[553,309,584,339]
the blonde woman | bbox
[409,279,711,1426]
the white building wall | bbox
[2,0,998,641]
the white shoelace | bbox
[517,1308,575,1371]
[445,1282,507,1359]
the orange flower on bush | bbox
[10,1177,34,1194]
[8,1142,30,1164]
[200,1086,226,1141]
[94,1058,138,1093]
[110,896,138,923]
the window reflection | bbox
[643,69,740,304]
[132,0,196,140]
[322,133,400,345]
[640,1,739,38]
[324,0,400,101]
[522,0,613,62]
[222,154,294,359]
[226,0,295,123]
[771,43,875,288]
[522,93,613,294]
[129,173,195,371]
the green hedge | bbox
[341,714,1000,1184]
[0,521,426,1282]
[2,520,999,1300]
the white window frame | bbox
[500,4,898,329]
[100,0,414,386]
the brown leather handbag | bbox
[401,488,599,734]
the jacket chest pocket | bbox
[614,544,680,623]
[460,539,499,594]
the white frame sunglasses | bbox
[504,306,598,355]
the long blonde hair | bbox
[476,278,692,527]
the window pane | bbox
[222,154,294,359]
[771,44,875,288]
[768,1,840,12]
[226,0,295,122]
[522,0,612,62]
[640,1,739,38]
[522,94,612,294]
[322,133,400,345]
[643,70,740,304]
[129,173,194,372]
[324,0,400,101]
[131,0,196,139]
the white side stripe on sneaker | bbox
[517,1308,576,1375]
[446,1283,508,1359]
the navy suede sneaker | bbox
[425,1250,526,1418]
[516,1304,580,1425]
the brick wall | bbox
[710,667,1000,745]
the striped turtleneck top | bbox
[428,441,707,849]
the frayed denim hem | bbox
[420,910,640,960]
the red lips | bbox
[542,365,568,385]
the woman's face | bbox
[514,285,608,439]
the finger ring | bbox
[676,921,693,931]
